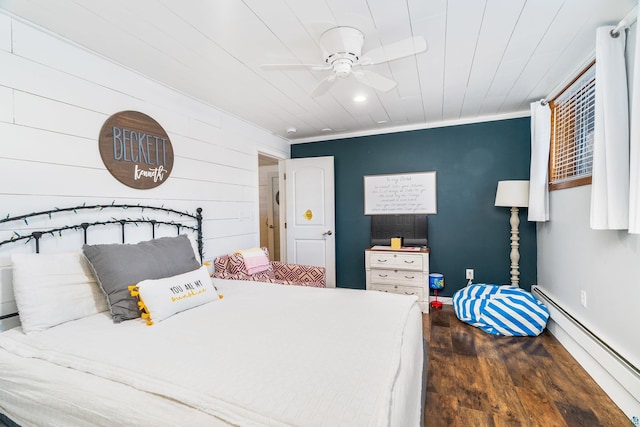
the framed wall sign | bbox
[98,111,174,189]
[364,171,437,215]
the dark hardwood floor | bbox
[422,305,632,427]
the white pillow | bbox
[133,266,220,324]
[11,252,109,334]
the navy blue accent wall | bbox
[291,117,536,296]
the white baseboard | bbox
[532,286,640,424]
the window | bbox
[549,62,595,190]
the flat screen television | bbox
[370,214,428,247]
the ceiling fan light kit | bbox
[260,26,427,97]
[320,26,363,77]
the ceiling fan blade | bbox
[360,36,427,65]
[310,75,337,97]
[353,70,397,92]
[260,63,331,71]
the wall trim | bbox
[291,110,530,144]
[532,285,640,423]
[257,147,288,162]
[430,287,640,423]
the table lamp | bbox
[429,273,444,309]
[494,180,529,287]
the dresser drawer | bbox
[369,268,424,286]
[365,248,430,313]
[370,283,424,299]
[368,252,423,270]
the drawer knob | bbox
[378,274,388,278]
[405,276,415,279]
[404,260,415,264]
[377,259,387,262]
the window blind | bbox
[550,63,595,187]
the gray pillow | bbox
[83,235,201,323]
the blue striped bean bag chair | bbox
[453,284,549,336]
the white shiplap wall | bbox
[0,15,290,262]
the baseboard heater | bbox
[531,285,640,422]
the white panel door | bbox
[283,156,335,288]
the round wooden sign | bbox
[98,111,173,189]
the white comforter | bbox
[0,279,423,427]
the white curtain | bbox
[528,101,551,222]
[630,19,640,233]
[590,26,629,230]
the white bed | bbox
[0,278,424,427]
[0,205,426,427]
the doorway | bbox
[258,154,336,286]
[282,156,335,287]
[258,154,281,261]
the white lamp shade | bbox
[495,180,530,208]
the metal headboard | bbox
[0,204,203,256]
[0,203,203,257]
[0,204,203,322]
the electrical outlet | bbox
[465,269,474,280]
[580,290,587,308]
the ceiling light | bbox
[353,95,367,103]
[377,120,387,124]
[321,128,332,132]
[286,127,297,135]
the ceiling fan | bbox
[260,27,427,97]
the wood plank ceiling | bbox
[1,0,636,142]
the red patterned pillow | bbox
[213,255,230,274]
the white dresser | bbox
[365,247,430,313]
